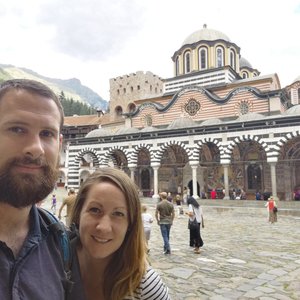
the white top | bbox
[142,212,153,229]
[188,204,203,223]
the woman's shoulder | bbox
[134,266,170,300]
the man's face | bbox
[0,89,62,208]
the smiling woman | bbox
[69,167,170,300]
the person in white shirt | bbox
[142,204,153,252]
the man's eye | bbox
[9,127,25,134]
[40,130,55,138]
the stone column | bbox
[151,162,160,200]
[128,164,137,182]
[190,162,199,199]
[221,159,231,200]
[267,158,278,198]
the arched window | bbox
[184,51,191,73]
[115,106,123,116]
[175,57,180,76]
[198,47,207,70]
[230,50,236,70]
[242,72,248,79]
[216,47,224,67]
[127,103,136,113]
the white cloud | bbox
[0,0,299,100]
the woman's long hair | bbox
[187,196,199,208]
[70,167,147,300]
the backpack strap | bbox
[38,208,73,295]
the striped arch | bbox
[67,148,101,189]
[194,138,223,161]
[154,140,192,162]
[224,134,269,158]
[73,148,102,168]
[102,146,129,166]
[275,130,300,156]
[130,143,154,165]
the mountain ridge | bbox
[0,64,108,111]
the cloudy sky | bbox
[0,0,299,101]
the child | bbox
[141,205,153,253]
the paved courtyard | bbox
[43,188,300,300]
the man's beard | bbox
[0,156,59,208]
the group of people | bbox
[0,79,170,299]
[154,191,205,255]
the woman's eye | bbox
[113,211,126,217]
[89,207,101,214]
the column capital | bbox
[189,161,198,167]
[267,157,278,164]
[220,159,231,165]
[128,163,137,169]
[151,162,161,168]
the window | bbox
[240,101,249,115]
[199,47,207,70]
[242,72,248,79]
[230,50,236,70]
[298,88,300,102]
[184,98,201,116]
[115,106,123,116]
[216,47,224,67]
[175,57,180,76]
[184,51,191,73]
[144,114,153,126]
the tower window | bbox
[176,57,180,76]
[199,47,207,70]
[216,47,224,67]
[184,51,191,74]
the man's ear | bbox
[59,134,63,147]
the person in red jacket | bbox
[211,188,217,199]
[265,196,278,223]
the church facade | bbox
[62,25,300,201]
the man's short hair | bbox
[0,79,64,131]
[160,192,167,199]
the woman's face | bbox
[78,181,129,260]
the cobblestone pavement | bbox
[43,188,300,300]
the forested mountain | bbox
[0,64,108,112]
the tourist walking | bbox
[187,196,204,254]
[155,192,175,254]
[142,204,153,253]
[265,196,278,223]
[58,188,76,226]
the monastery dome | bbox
[240,57,253,68]
[292,75,300,83]
[167,116,196,129]
[201,118,222,126]
[182,24,231,46]
[85,128,110,138]
[236,112,265,122]
[284,104,300,115]
[115,127,140,135]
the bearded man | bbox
[0,79,73,299]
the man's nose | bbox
[23,134,45,159]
